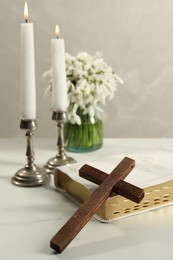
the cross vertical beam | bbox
[50,157,135,253]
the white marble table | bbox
[1,138,173,260]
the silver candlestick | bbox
[11,119,50,187]
[44,111,76,174]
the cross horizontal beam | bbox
[79,165,144,203]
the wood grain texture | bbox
[79,165,144,203]
[50,157,135,253]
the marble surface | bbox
[1,138,173,259]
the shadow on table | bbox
[46,231,152,260]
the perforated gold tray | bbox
[54,168,173,222]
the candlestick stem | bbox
[11,119,50,187]
[26,131,35,166]
[57,119,68,160]
[44,112,76,174]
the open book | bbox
[54,150,173,222]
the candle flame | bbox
[24,2,29,22]
[55,25,60,38]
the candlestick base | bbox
[44,111,76,174]
[12,118,50,187]
[44,154,76,174]
[12,164,50,187]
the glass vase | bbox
[64,112,103,153]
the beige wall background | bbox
[1,0,173,138]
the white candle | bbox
[20,2,36,119]
[51,25,67,112]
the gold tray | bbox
[54,168,173,222]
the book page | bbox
[58,149,173,189]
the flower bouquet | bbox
[43,51,123,152]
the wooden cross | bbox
[50,157,144,253]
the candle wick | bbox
[25,19,28,23]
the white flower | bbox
[43,51,123,125]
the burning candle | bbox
[51,25,67,112]
[20,2,36,119]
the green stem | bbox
[64,108,103,152]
